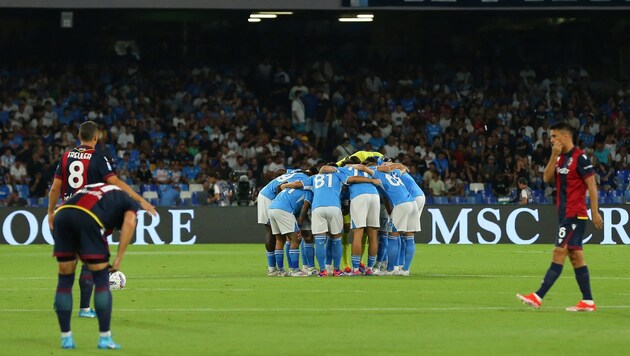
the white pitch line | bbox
[428,274,630,281]
[1,306,630,313]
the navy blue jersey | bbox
[54,145,116,201]
[57,183,139,234]
[555,147,594,221]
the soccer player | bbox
[48,121,157,319]
[52,183,139,349]
[356,158,420,275]
[338,164,381,275]
[283,165,380,276]
[257,168,316,276]
[517,122,603,311]
[268,185,313,277]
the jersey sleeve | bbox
[576,153,594,179]
[302,176,314,190]
[336,171,350,185]
[94,152,116,181]
[304,190,314,204]
[54,161,63,179]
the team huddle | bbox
[257,151,425,277]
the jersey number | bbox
[385,173,402,187]
[68,161,85,189]
[314,174,333,188]
[276,172,296,183]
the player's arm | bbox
[348,164,375,176]
[347,176,381,186]
[47,178,62,229]
[279,181,304,191]
[376,163,406,173]
[111,210,137,272]
[106,175,158,216]
[585,175,603,230]
[298,200,311,227]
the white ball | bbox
[109,271,126,290]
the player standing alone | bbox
[48,121,157,318]
[53,183,139,349]
[517,122,603,311]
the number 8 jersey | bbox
[54,145,116,201]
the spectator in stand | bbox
[10,160,28,184]
[480,155,500,183]
[614,146,630,170]
[445,171,465,197]
[429,171,447,197]
[592,141,612,166]
[152,160,171,184]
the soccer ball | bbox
[109,271,126,290]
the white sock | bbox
[582,300,594,305]
[80,307,91,312]
[61,331,72,338]
[100,331,111,338]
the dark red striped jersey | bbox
[57,183,139,234]
[555,147,594,222]
[54,145,116,201]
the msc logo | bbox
[557,167,570,174]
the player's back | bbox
[56,145,115,200]
[270,188,313,215]
[373,169,413,206]
[399,171,424,197]
[339,166,378,199]
[60,183,139,231]
[304,171,347,209]
[259,171,309,200]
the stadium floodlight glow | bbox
[250,13,277,19]
[259,11,294,15]
[338,17,373,22]
[248,18,262,23]
[356,14,374,18]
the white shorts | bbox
[311,206,343,235]
[350,194,380,229]
[268,209,299,235]
[378,204,391,233]
[257,194,272,224]
[390,201,421,233]
[415,195,426,232]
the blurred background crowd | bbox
[0,9,629,207]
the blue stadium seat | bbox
[465,196,477,204]
[532,189,543,199]
[15,184,29,198]
[616,170,630,185]
[483,196,497,204]
[191,192,199,206]
[141,184,157,193]
[434,196,449,205]
[38,197,49,207]
[27,198,38,207]
[178,183,189,191]
[451,196,465,204]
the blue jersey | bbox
[372,169,414,206]
[339,166,378,199]
[270,188,313,216]
[302,171,349,210]
[259,172,309,200]
[399,171,424,198]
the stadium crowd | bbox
[1,55,630,207]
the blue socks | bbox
[397,236,405,267]
[289,249,300,270]
[92,268,112,333]
[266,251,276,270]
[536,262,563,299]
[386,236,400,271]
[574,266,593,300]
[274,250,284,270]
[54,273,75,333]
[325,238,333,266]
[314,235,327,271]
[377,234,388,263]
[367,255,377,268]
[351,255,361,270]
[304,243,315,268]
[300,240,307,267]
[403,237,415,271]
[79,264,93,309]
[331,238,342,270]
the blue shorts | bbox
[555,217,587,250]
[53,208,110,263]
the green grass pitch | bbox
[1,244,630,355]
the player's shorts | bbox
[53,208,109,264]
[378,204,391,233]
[257,194,273,224]
[390,201,420,233]
[268,208,299,235]
[350,194,380,229]
[555,217,587,250]
[415,195,426,232]
[312,206,343,235]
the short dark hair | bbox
[341,156,361,166]
[518,177,528,185]
[549,122,574,135]
[79,121,99,142]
